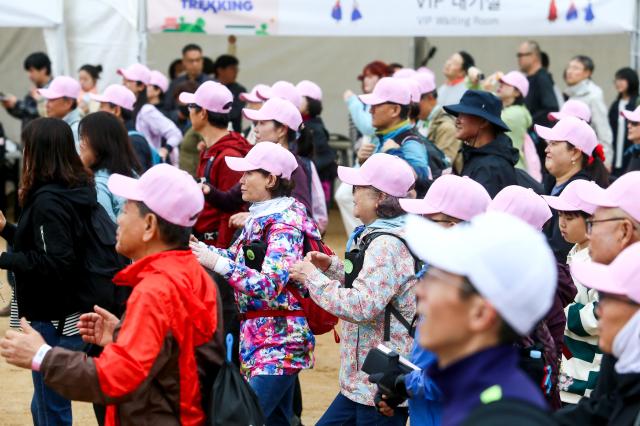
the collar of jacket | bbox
[114,249,192,288]
[462,133,519,165]
[564,79,592,98]
[63,108,82,125]
[376,120,413,142]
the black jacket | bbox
[461,133,519,197]
[608,96,638,176]
[225,81,247,133]
[555,355,640,426]
[543,170,591,262]
[525,68,559,128]
[305,117,337,180]
[627,148,640,173]
[0,183,96,320]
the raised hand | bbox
[77,305,119,347]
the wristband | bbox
[31,344,52,372]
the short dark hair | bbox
[206,110,231,128]
[79,111,141,176]
[182,43,202,56]
[420,90,438,101]
[79,64,103,81]
[398,104,411,120]
[615,67,640,99]
[256,169,295,198]
[498,320,521,344]
[24,52,51,74]
[137,202,191,247]
[168,58,183,80]
[572,55,595,74]
[305,97,323,118]
[458,51,475,72]
[203,57,216,75]
[215,54,239,70]
[174,79,199,101]
[540,51,550,69]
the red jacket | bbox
[195,132,251,248]
[41,250,222,426]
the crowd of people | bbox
[0,37,639,426]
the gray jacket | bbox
[564,79,613,167]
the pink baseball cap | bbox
[38,76,81,100]
[499,71,529,97]
[240,84,270,103]
[242,97,302,131]
[399,175,490,221]
[338,153,415,197]
[541,180,599,214]
[548,99,591,122]
[575,171,640,222]
[488,185,552,231]
[359,77,411,106]
[393,68,417,79]
[108,164,204,227]
[413,72,436,95]
[399,78,421,103]
[179,81,233,114]
[535,116,598,156]
[117,63,151,85]
[417,67,435,79]
[621,106,640,123]
[257,81,303,109]
[91,84,136,111]
[225,141,298,180]
[571,242,640,304]
[297,80,323,101]
[149,70,169,93]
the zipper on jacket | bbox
[40,225,47,253]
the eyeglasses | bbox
[187,103,202,112]
[516,52,533,58]
[585,217,628,234]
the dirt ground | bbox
[0,208,348,425]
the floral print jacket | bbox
[208,198,319,377]
[303,223,417,406]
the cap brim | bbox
[570,261,621,295]
[107,174,144,201]
[575,184,616,208]
[541,195,580,212]
[242,108,270,122]
[37,88,61,99]
[89,93,107,103]
[548,112,563,121]
[405,215,469,276]
[399,198,441,215]
[240,93,261,103]
[443,104,510,131]
[178,92,196,105]
[337,166,370,187]
[534,124,561,142]
[225,156,257,173]
[256,88,272,101]
[621,110,640,122]
[358,93,386,106]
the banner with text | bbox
[147,0,636,37]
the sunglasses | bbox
[187,103,202,112]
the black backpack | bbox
[395,127,450,196]
[208,334,265,426]
[74,201,130,316]
[344,231,421,340]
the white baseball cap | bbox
[405,212,557,335]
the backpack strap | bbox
[357,231,421,340]
[202,156,216,184]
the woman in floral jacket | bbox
[191,142,318,426]
[290,153,418,426]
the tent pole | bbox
[138,0,148,64]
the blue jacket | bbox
[406,328,442,426]
[430,345,547,426]
[377,123,430,181]
[346,95,376,136]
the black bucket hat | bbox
[443,90,510,132]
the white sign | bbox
[0,0,63,28]
[147,0,636,36]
